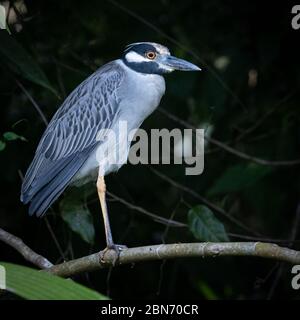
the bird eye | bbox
[146,51,156,60]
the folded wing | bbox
[21,61,124,217]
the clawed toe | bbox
[113,244,128,251]
[99,243,128,266]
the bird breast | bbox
[72,60,166,185]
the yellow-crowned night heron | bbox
[21,42,201,255]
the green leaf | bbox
[208,163,272,196]
[0,5,6,30]
[3,131,26,141]
[0,30,57,95]
[188,205,229,242]
[60,191,95,245]
[0,262,108,300]
[0,140,6,151]
[196,280,219,300]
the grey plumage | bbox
[21,62,125,216]
[21,42,200,218]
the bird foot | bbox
[99,244,128,266]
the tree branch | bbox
[0,227,53,269]
[46,242,300,278]
[1,227,299,278]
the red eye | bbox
[146,51,156,60]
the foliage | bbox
[0,130,26,152]
[0,30,57,94]
[0,4,6,30]
[1,262,107,300]
[208,164,272,196]
[188,205,229,242]
[60,188,95,245]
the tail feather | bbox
[21,155,74,204]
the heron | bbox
[21,42,201,257]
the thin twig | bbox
[228,233,300,244]
[267,202,300,299]
[55,62,67,98]
[159,108,300,166]
[0,227,53,269]
[52,58,88,77]
[44,217,67,262]
[15,80,49,126]
[101,188,300,244]
[107,191,186,228]
[106,0,248,112]
[289,202,300,243]
[149,166,259,235]
[235,90,298,142]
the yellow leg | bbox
[97,174,114,248]
[97,171,127,265]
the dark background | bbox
[0,0,300,299]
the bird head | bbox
[122,42,201,75]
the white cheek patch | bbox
[125,51,150,63]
